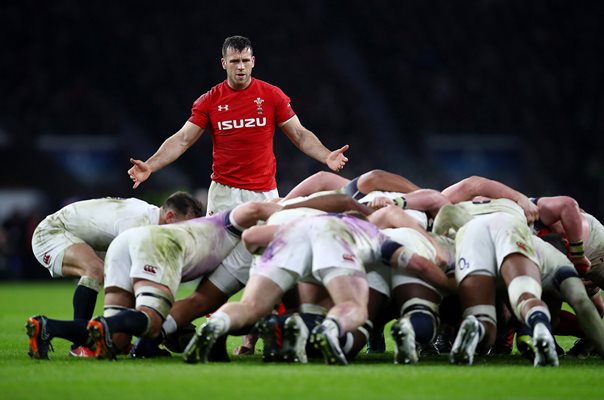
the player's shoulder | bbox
[251,78,286,95]
[193,81,228,104]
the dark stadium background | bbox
[1,0,603,279]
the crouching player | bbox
[434,200,558,367]
[25,201,281,359]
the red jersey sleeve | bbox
[188,92,211,129]
[272,86,296,124]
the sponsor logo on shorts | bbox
[516,241,527,252]
[143,265,157,275]
[42,254,51,265]
[342,254,355,262]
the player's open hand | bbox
[327,144,349,172]
[368,196,394,210]
[128,158,151,189]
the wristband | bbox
[569,240,585,258]
[392,196,407,209]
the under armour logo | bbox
[143,265,157,274]
[42,254,51,265]
[218,105,229,111]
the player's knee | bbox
[401,298,439,343]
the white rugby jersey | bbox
[584,212,604,269]
[154,211,243,282]
[456,198,527,222]
[265,207,326,226]
[381,227,455,272]
[45,198,160,250]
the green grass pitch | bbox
[0,281,602,400]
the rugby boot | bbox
[449,315,481,365]
[516,334,536,361]
[434,331,453,354]
[87,316,116,360]
[532,323,559,367]
[281,313,309,363]
[129,336,171,359]
[417,341,440,357]
[310,324,348,365]
[25,315,53,359]
[69,345,96,358]
[391,316,418,364]
[255,314,283,362]
[567,338,595,359]
[163,323,196,353]
[182,321,219,364]
[365,330,386,354]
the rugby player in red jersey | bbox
[128,35,348,355]
[127,35,348,215]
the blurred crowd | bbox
[1,0,603,279]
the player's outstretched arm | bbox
[381,241,453,292]
[280,115,348,172]
[282,171,351,200]
[356,169,421,194]
[442,175,538,223]
[282,193,374,215]
[127,121,204,189]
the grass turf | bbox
[1,281,602,400]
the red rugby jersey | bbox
[188,78,296,191]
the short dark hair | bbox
[162,191,204,218]
[222,35,253,57]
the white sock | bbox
[162,315,178,336]
[322,317,341,338]
[209,311,231,336]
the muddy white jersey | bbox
[456,198,526,223]
[584,212,604,270]
[265,207,326,225]
[104,211,240,295]
[39,198,160,251]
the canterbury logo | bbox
[217,117,266,130]
[143,265,157,274]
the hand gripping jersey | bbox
[189,79,296,191]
